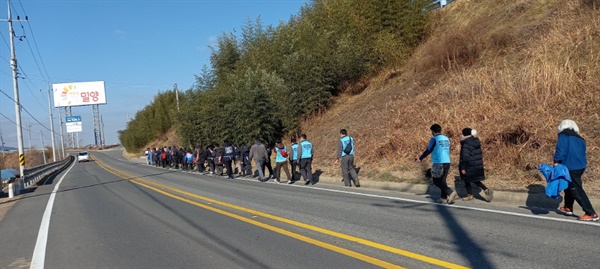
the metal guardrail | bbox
[22,156,75,188]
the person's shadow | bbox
[518,184,562,215]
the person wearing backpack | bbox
[222,141,236,179]
[274,139,291,183]
[335,129,360,187]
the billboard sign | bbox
[66,116,82,133]
[53,81,107,107]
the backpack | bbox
[161,152,167,159]
[343,137,353,155]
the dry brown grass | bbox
[136,128,181,155]
[0,148,52,172]
[142,0,600,198]
[301,0,600,197]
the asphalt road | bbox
[1,148,599,269]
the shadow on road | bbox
[435,203,495,269]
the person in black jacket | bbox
[206,145,216,175]
[459,128,493,202]
[262,144,274,180]
[222,141,236,179]
[240,145,252,176]
[195,145,206,173]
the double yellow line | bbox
[95,158,468,269]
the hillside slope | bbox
[304,0,600,194]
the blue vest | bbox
[291,143,299,160]
[275,146,287,163]
[340,136,354,156]
[300,141,313,159]
[432,134,451,164]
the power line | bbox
[16,0,51,82]
[0,88,57,135]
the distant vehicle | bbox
[77,152,90,162]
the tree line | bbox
[119,0,436,152]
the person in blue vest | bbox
[274,139,291,183]
[297,134,314,185]
[416,124,457,204]
[335,129,360,188]
[288,138,299,183]
[554,119,598,221]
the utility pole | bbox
[174,83,180,112]
[75,132,80,148]
[47,88,57,162]
[0,128,5,157]
[27,122,32,150]
[7,0,28,182]
[58,107,65,159]
[40,131,46,164]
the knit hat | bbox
[462,128,472,136]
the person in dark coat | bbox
[239,145,252,176]
[459,128,493,202]
[195,145,206,173]
[222,141,236,179]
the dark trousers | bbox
[463,179,487,195]
[261,161,273,177]
[197,160,205,173]
[564,169,596,215]
[300,158,313,183]
[290,160,298,180]
[341,155,359,187]
[433,163,452,199]
[224,159,234,178]
[275,161,291,182]
[161,159,167,168]
[207,159,215,174]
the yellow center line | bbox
[94,157,469,269]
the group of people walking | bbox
[143,120,597,222]
[416,121,597,222]
[143,134,319,184]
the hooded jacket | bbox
[459,136,485,182]
[553,129,587,170]
[249,140,268,162]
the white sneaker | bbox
[447,191,458,204]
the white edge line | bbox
[30,160,76,269]
[302,185,600,227]
[135,162,600,227]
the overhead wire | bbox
[0,88,58,136]
[5,2,48,110]
[17,0,51,82]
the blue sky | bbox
[0,0,307,149]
